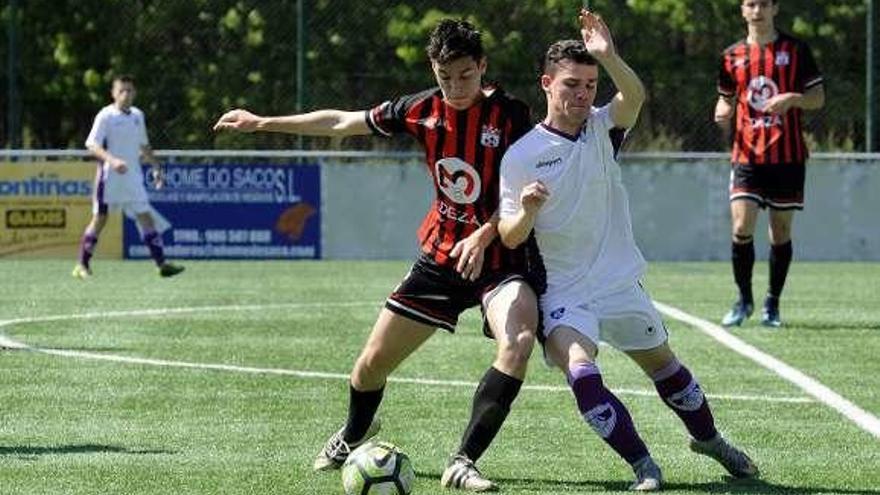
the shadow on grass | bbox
[0,444,174,459]
[418,471,880,494]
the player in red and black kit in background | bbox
[214,19,544,492]
[715,0,824,328]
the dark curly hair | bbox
[426,19,483,64]
[542,39,597,75]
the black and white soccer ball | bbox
[341,440,415,495]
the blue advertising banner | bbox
[124,163,320,259]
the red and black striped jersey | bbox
[718,31,823,165]
[366,86,535,272]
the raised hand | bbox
[521,180,550,215]
[578,9,616,60]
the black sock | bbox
[769,241,793,298]
[732,241,755,304]
[342,384,384,443]
[457,367,523,462]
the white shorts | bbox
[92,165,151,215]
[92,199,152,216]
[542,283,668,352]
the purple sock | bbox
[142,230,166,266]
[652,360,718,441]
[568,363,650,465]
[79,230,98,268]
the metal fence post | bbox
[295,0,308,151]
[868,0,877,152]
[6,0,20,148]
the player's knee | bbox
[496,327,535,369]
[733,232,753,243]
[732,223,754,240]
[352,349,393,386]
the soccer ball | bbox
[341,440,415,495]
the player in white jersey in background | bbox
[498,10,757,491]
[73,75,184,279]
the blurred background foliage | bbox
[0,0,872,151]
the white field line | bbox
[0,303,811,405]
[654,301,880,440]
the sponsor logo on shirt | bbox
[437,201,481,226]
[435,157,481,204]
[550,307,566,319]
[746,75,779,113]
[536,157,562,169]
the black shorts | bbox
[729,162,805,210]
[385,255,539,338]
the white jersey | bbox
[499,104,646,304]
[85,104,150,205]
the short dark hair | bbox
[543,39,597,74]
[426,19,483,64]
[112,74,135,85]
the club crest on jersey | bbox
[480,124,501,148]
[775,51,790,66]
[435,157,482,204]
[550,307,566,319]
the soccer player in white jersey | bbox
[498,10,758,491]
[73,75,184,279]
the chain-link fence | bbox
[1,0,875,152]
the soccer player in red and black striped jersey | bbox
[214,19,544,491]
[715,0,824,328]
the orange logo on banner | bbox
[275,202,316,241]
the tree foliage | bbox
[1,0,870,151]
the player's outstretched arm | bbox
[579,10,645,128]
[213,108,372,137]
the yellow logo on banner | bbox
[0,161,122,258]
[6,209,66,228]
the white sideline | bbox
[0,303,812,405]
[654,301,880,440]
